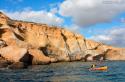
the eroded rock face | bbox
[0,45,28,62]
[0,12,125,69]
[0,28,18,46]
[0,39,7,48]
[105,49,125,60]
[28,49,51,65]
[0,12,10,24]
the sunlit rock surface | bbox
[0,12,125,68]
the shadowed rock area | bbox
[0,12,125,69]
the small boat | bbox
[89,66,108,71]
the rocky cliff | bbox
[0,12,125,68]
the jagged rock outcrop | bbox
[0,45,28,62]
[28,49,51,65]
[0,12,125,68]
[105,48,125,60]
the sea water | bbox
[0,61,125,82]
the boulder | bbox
[28,49,51,65]
[0,45,28,63]
[42,45,70,62]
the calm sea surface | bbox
[0,61,125,82]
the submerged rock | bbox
[8,62,27,69]
[0,57,11,68]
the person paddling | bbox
[91,64,96,68]
[89,64,108,71]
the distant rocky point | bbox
[0,12,125,69]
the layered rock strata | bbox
[0,12,125,68]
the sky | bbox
[0,0,125,47]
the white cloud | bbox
[64,24,80,33]
[3,10,63,26]
[50,8,58,14]
[90,27,125,47]
[59,0,125,27]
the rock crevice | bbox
[0,12,125,68]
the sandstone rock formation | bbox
[0,45,28,62]
[0,12,125,68]
[28,49,51,65]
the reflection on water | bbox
[0,61,125,82]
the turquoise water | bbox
[0,61,125,82]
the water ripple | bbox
[0,61,125,82]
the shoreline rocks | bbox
[0,12,125,69]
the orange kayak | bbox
[89,66,108,71]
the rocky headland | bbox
[0,12,125,69]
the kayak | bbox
[89,66,108,71]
